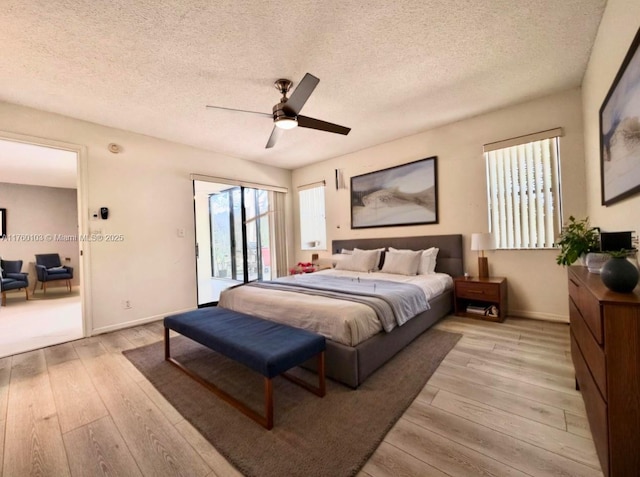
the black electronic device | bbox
[100,207,109,220]
[600,231,633,251]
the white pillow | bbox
[420,247,439,274]
[330,253,349,266]
[355,247,385,271]
[340,248,353,255]
[335,248,380,272]
[388,246,439,274]
[381,250,421,275]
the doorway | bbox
[194,180,275,306]
[0,133,88,358]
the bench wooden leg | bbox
[282,351,326,397]
[164,326,170,360]
[318,351,326,397]
[163,327,324,430]
[265,378,273,430]
[164,327,275,430]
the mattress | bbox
[218,269,452,346]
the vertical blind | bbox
[298,182,327,250]
[270,190,289,277]
[485,135,562,249]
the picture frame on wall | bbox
[351,156,438,229]
[599,25,640,206]
[0,208,6,238]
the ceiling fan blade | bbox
[206,105,272,118]
[265,126,284,148]
[297,115,351,135]
[283,73,319,115]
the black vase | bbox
[601,257,639,293]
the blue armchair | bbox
[1,259,29,306]
[34,254,74,294]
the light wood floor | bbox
[0,315,602,477]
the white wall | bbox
[582,0,640,232]
[0,100,293,333]
[292,88,587,321]
[0,182,79,288]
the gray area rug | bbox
[124,327,461,477]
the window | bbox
[484,129,563,249]
[298,181,327,250]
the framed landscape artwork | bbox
[351,157,438,229]
[0,208,5,237]
[600,26,640,206]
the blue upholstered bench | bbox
[164,307,326,429]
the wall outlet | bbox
[122,300,132,309]
[177,227,185,238]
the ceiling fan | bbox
[206,73,351,148]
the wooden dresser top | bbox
[569,266,640,305]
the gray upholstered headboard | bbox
[332,234,464,277]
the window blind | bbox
[485,136,562,249]
[298,182,327,250]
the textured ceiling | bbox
[0,0,606,170]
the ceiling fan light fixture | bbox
[274,116,298,130]
[207,73,350,148]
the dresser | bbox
[568,266,640,476]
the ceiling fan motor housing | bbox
[273,101,298,129]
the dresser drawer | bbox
[456,281,499,300]
[570,299,607,398]
[571,333,609,475]
[569,275,603,344]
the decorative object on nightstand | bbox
[470,233,495,278]
[289,262,316,275]
[454,276,507,322]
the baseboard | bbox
[508,309,569,323]
[91,306,197,336]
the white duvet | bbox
[218,270,452,346]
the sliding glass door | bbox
[194,180,273,306]
[245,187,271,282]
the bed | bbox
[218,234,463,388]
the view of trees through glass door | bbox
[209,187,270,282]
[194,180,272,306]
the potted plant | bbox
[555,216,600,266]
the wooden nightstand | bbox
[454,277,507,322]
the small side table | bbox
[454,277,507,322]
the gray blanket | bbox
[250,275,429,332]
